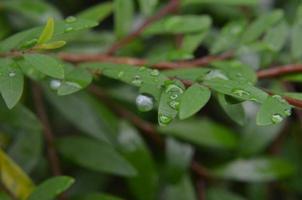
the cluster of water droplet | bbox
[64,16,77,33]
[270,95,292,124]
[135,94,154,112]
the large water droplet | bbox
[159,114,172,125]
[232,89,250,98]
[165,84,184,94]
[64,27,73,33]
[205,70,228,80]
[284,108,292,116]
[271,113,283,124]
[132,75,143,86]
[8,72,16,77]
[50,79,61,90]
[135,94,153,112]
[150,69,159,76]
[169,100,180,110]
[65,16,77,23]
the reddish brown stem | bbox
[106,0,180,55]
[32,83,62,176]
[257,64,302,79]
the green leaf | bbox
[217,94,245,125]
[0,148,34,200]
[179,84,211,119]
[37,17,54,45]
[114,0,134,38]
[212,157,295,182]
[206,187,245,200]
[165,138,193,183]
[117,122,158,200]
[158,82,185,126]
[144,15,211,35]
[163,68,210,82]
[45,91,116,143]
[80,193,123,200]
[35,41,66,50]
[138,0,158,16]
[77,2,113,22]
[27,176,74,200]
[282,92,302,100]
[263,20,288,52]
[211,20,247,54]
[241,10,284,44]
[291,22,302,60]
[0,192,11,200]
[182,31,208,54]
[0,59,24,109]
[182,0,258,6]
[159,119,238,149]
[56,136,137,177]
[22,54,64,79]
[204,79,268,103]
[256,95,292,126]
[57,65,92,96]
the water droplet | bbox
[8,72,16,77]
[272,95,287,104]
[271,114,283,124]
[21,38,38,48]
[118,71,124,78]
[64,27,73,32]
[169,94,178,100]
[50,79,61,90]
[65,16,77,23]
[169,100,180,110]
[150,69,159,76]
[159,114,172,125]
[131,75,143,86]
[205,70,228,80]
[165,84,184,94]
[284,108,292,116]
[135,94,153,112]
[232,89,250,98]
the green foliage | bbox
[1,0,302,199]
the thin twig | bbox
[88,85,210,180]
[31,83,62,176]
[196,179,206,200]
[257,64,302,79]
[106,0,180,55]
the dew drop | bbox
[165,84,184,94]
[118,71,124,78]
[232,89,250,98]
[150,69,159,76]
[205,70,228,80]
[64,27,73,33]
[131,75,143,86]
[169,94,178,100]
[169,100,180,110]
[159,114,172,125]
[50,79,61,90]
[284,108,292,116]
[272,95,287,104]
[135,94,154,112]
[65,16,77,23]
[271,114,283,124]
[8,72,16,77]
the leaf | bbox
[256,95,292,126]
[158,81,185,126]
[291,22,302,60]
[163,68,210,82]
[117,122,158,200]
[212,157,295,182]
[263,20,288,52]
[27,176,74,200]
[204,79,268,103]
[0,148,34,200]
[182,31,208,54]
[37,17,54,45]
[80,193,124,200]
[45,91,116,143]
[0,192,11,200]
[22,54,64,79]
[57,65,92,96]
[211,20,247,54]
[158,119,238,149]
[217,94,245,125]
[114,0,134,38]
[206,187,246,200]
[282,92,302,100]
[161,175,197,200]
[241,10,284,44]
[182,0,258,6]
[165,138,193,183]
[56,136,137,177]
[211,60,257,84]
[35,41,66,50]
[144,15,211,35]
[0,59,24,109]
[138,0,158,16]
[179,84,211,119]
[77,2,113,22]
